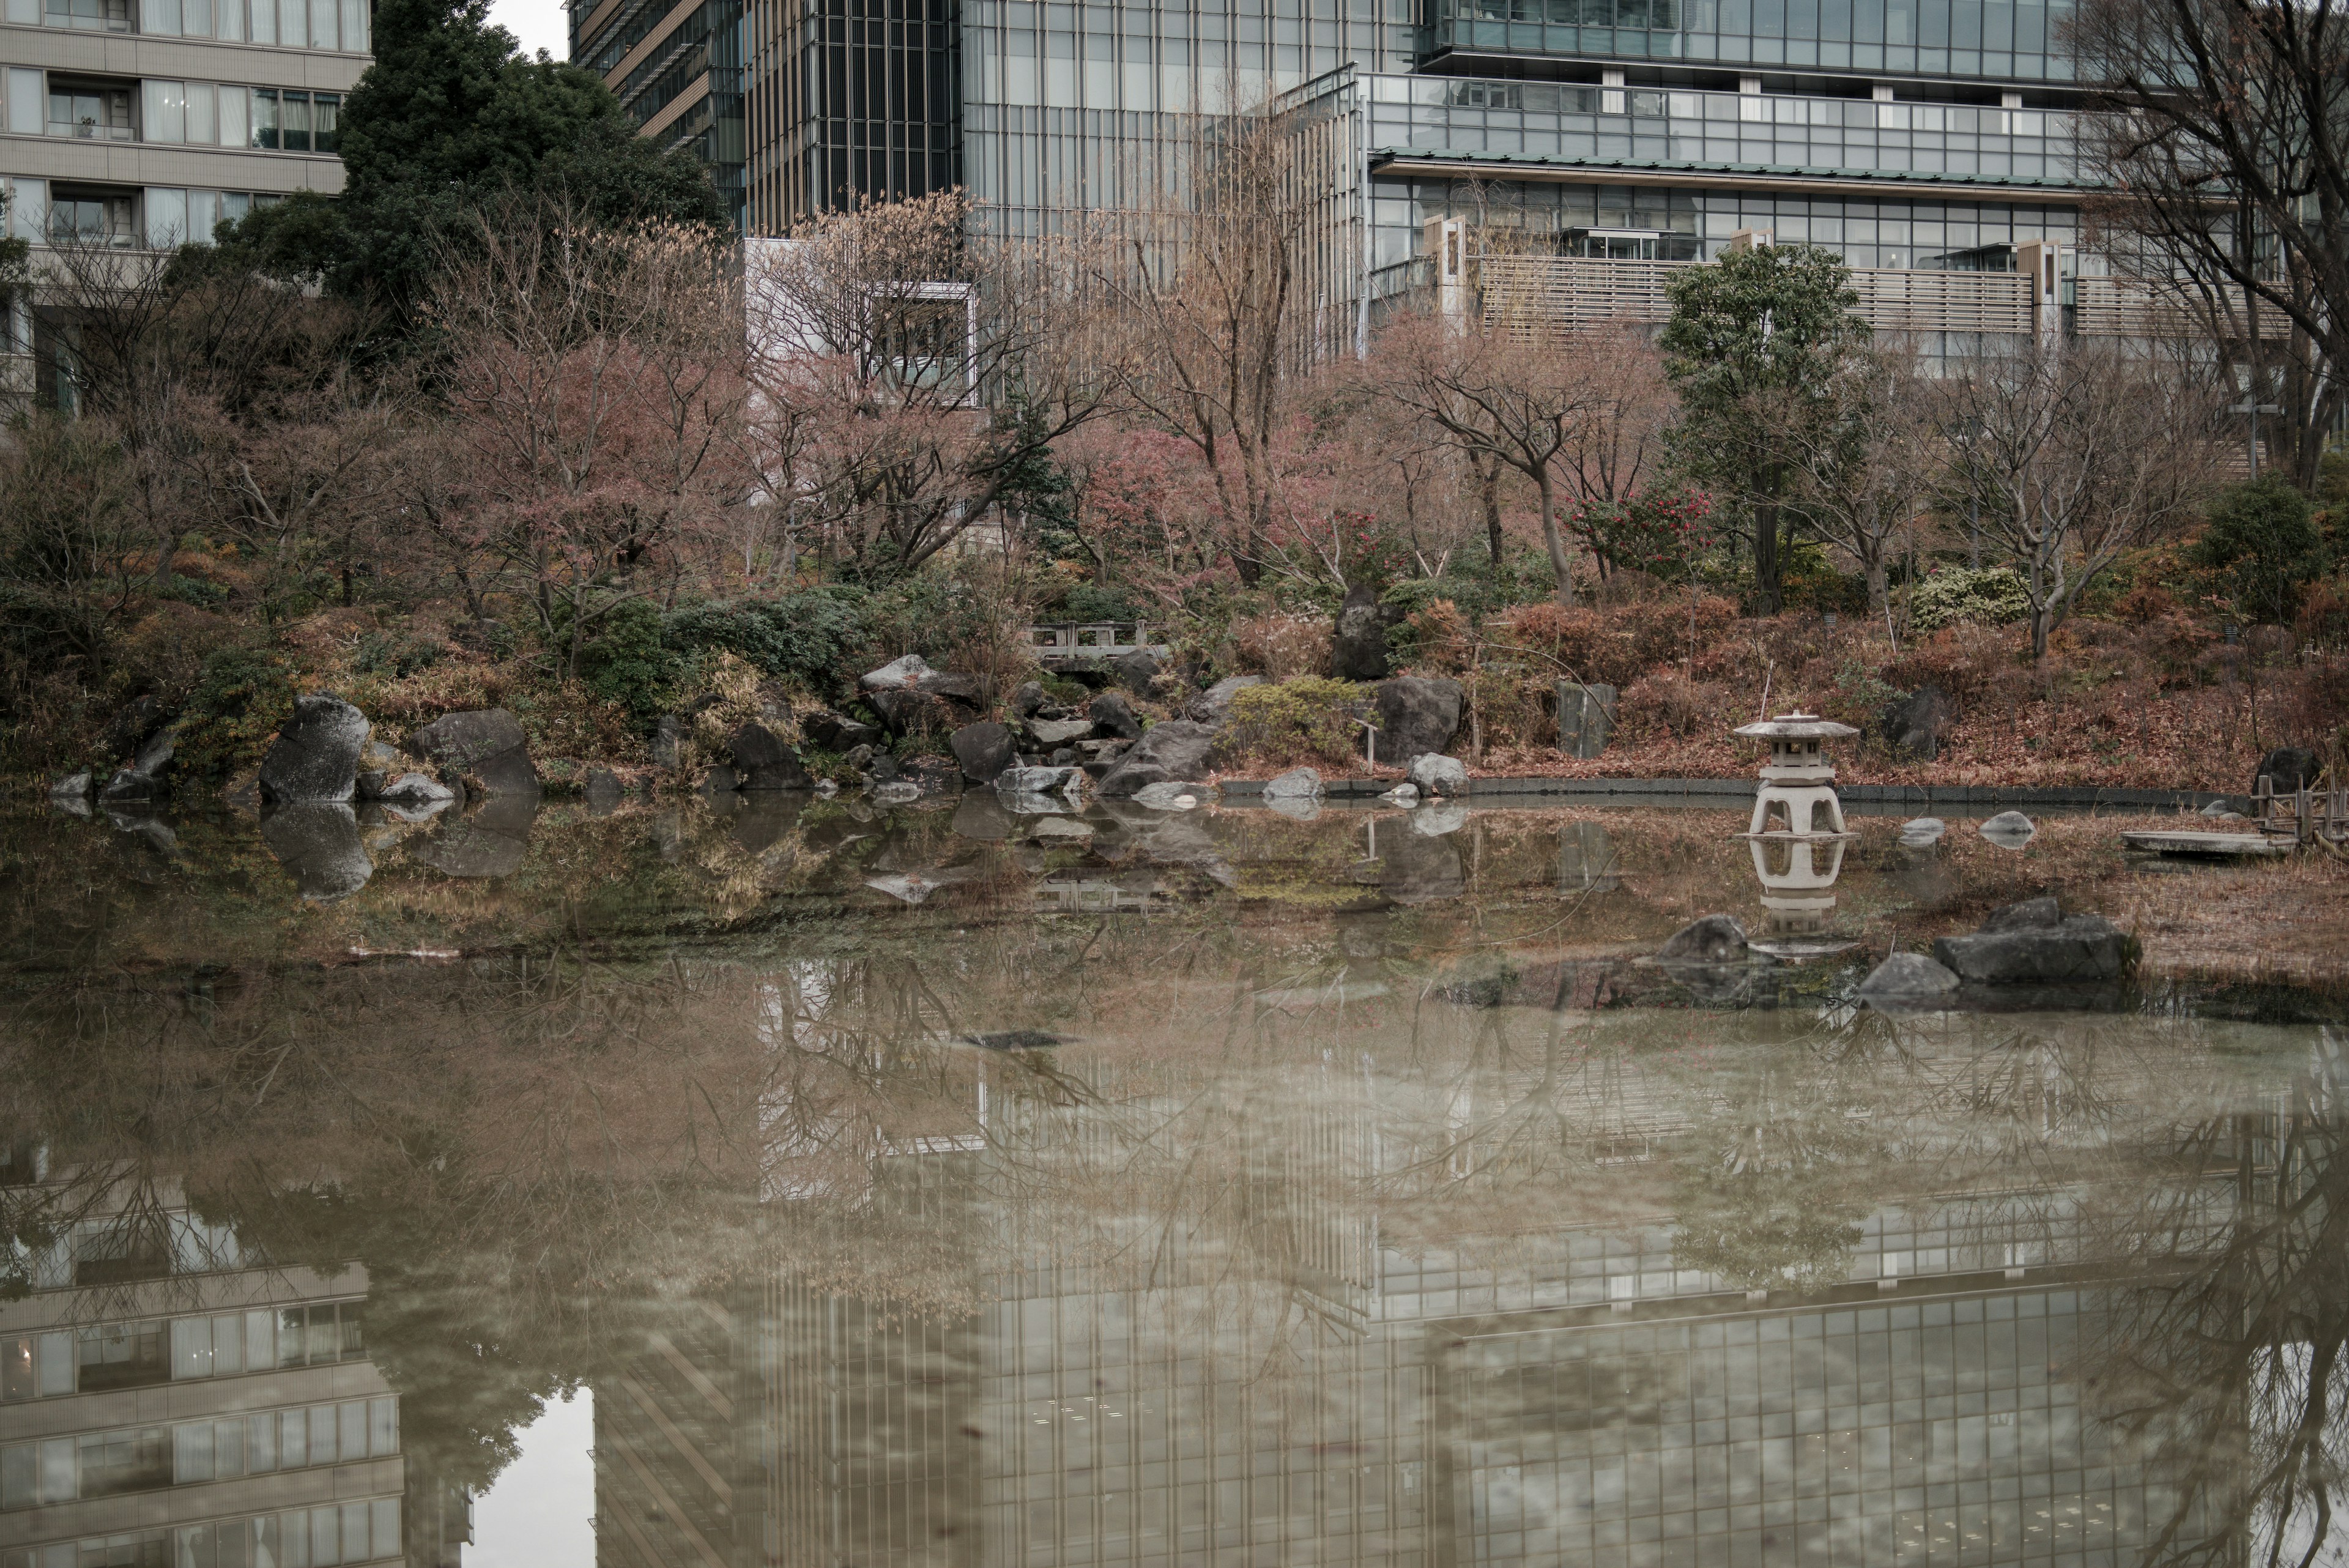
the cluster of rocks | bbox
[1853,895,2136,1005]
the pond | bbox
[1,793,2343,1568]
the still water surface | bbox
[1,794,2343,1568]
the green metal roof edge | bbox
[1368,147,2087,192]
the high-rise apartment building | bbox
[0,0,366,246]
[571,0,748,232]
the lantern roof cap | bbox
[1734,712,1860,740]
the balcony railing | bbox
[1475,255,2290,343]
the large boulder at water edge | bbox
[1932,897,2135,984]
[1408,754,1468,797]
[409,708,540,795]
[1375,677,1462,764]
[100,725,180,804]
[259,693,369,803]
[1096,722,1219,798]
[727,723,812,790]
[951,721,1016,784]
[1187,675,1263,724]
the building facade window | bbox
[45,84,133,140]
[1,1395,398,1509]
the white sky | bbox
[491,0,573,62]
[467,1389,597,1568]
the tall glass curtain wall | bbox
[1426,0,2077,81]
[949,0,1411,237]
[753,0,960,229]
[574,0,749,229]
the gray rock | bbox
[2200,798,2235,818]
[1332,582,1401,682]
[862,653,937,691]
[1088,691,1143,740]
[1879,684,1956,762]
[802,710,883,752]
[1097,721,1219,797]
[1858,951,1961,997]
[1132,781,1208,810]
[951,721,1016,784]
[97,694,171,762]
[999,765,1083,796]
[49,769,92,801]
[378,773,456,806]
[1050,747,1079,765]
[1187,675,1263,725]
[359,736,403,774]
[1380,782,1419,808]
[261,801,373,900]
[1029,717,1095,746]
[728,723,812,790]
[651,715,688,768]
[1556,682,1617,760]
[1109,650,1160,696]
[869,688,954,735]
[259,693,369,804]
[1934,898,2134,984]
[860,653,981,702]
[410,708,540,796]
[1658,914,1750,964]
[1899,816,1946,845]
[1407,753,1468,797]
[583,768,625,812]
[1375,677,1463,763]
[698,764,740,796]
[1978,810,2035,847]
[1262,766,1323,800]
[1010,682,1052,721]
[100,724,179,804]
[2257,746,2320,796]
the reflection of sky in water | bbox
[468,1391,595,1568]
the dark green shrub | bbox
[176,647,294,782]
[576,598,685,717]
[2192,474,2323,625]
[662,589,870,693]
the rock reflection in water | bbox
[261,800,372,899]
[413,797,539,879]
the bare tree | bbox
[1787,338,1936,620]
[427,199,746,672]
[1375,311,1608,606]
[1095,104,1323,586]
[2068,0,2349,487]
[1935,341,2225,660]
[747,190,1112,579]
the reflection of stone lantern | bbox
[1734,712,1861,952]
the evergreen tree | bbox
[1660,243,1867,614]
[222,0,726,316]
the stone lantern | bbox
[1734,712,1861,840]
[1735,712,1861,953]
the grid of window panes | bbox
[1,1395,397,1509]
[8,0,372,48]
[1423,0,2078,83]
[941,0,1413,237]
[0,1298,366,1402]
[1371,175,2080,274]
[1360,76,2073,185]
[1444,1290,2182,1568]
[0,1497,401,1568]
[2,72,343,152]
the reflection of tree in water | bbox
[2092,1028,2349,1568]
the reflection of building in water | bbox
[715,1011,2247,1567]
[0,1157,413,1568]
[593,1289,756,1568]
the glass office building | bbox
[678,0,2091,336]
